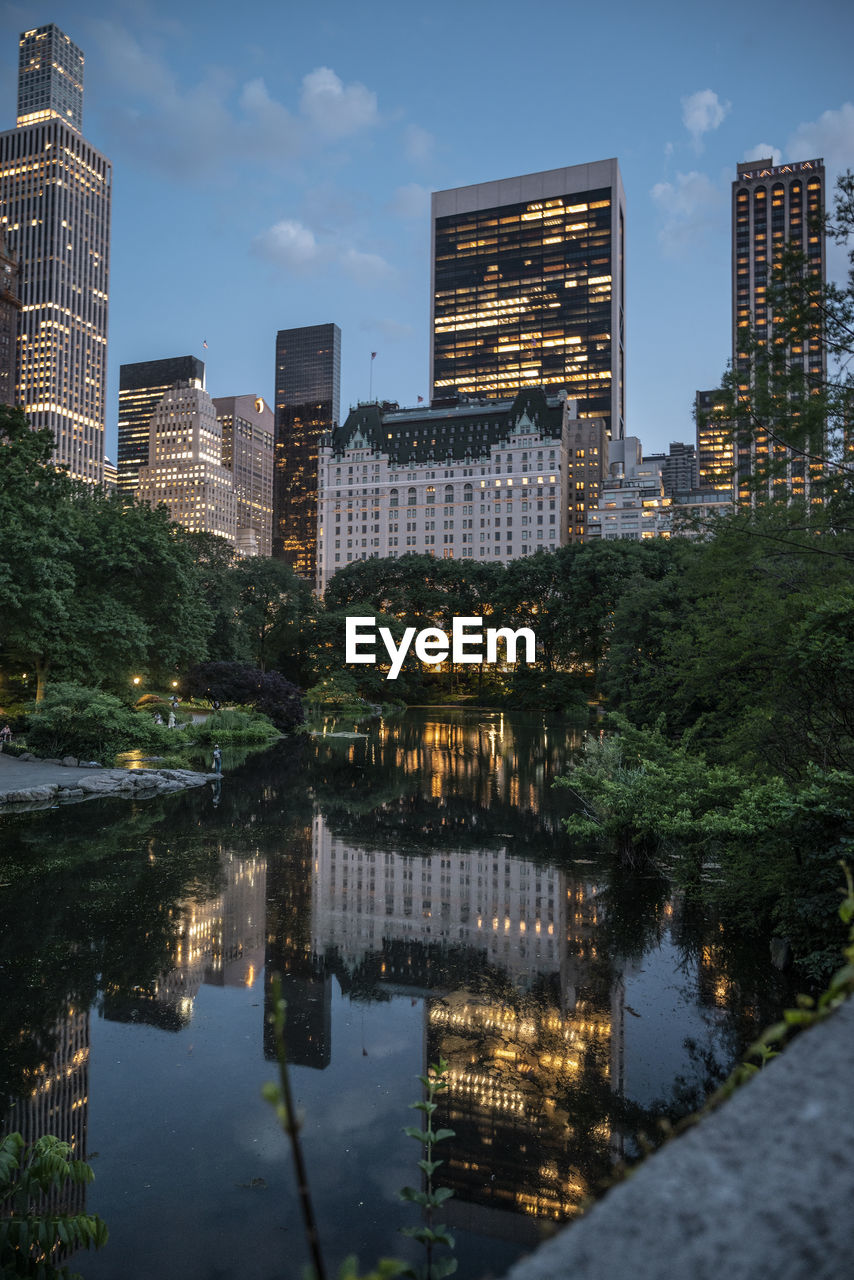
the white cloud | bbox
[389,182,431,219]
[740,142,783,166]
[252,219,324,270]
[650,171,726,257]
[340,247,396,286]
[299,66,379,138]
[787,102,854,176]
[404,124,435,164]
[239,77,300,153]
[253,221,394,285]
[681,89,731,150]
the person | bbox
[212,744,222,775]
[0,724,11,744]
[170,693,179,711]
[153,712,163,726]
[167,710,177,729]
[212,699,221,712]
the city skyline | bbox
[0,1,851,464]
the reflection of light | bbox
[245,964,256,988]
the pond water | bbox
[0,709,789,1279]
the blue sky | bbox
[2,0,853,460]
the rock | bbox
[61,756,78,767]
[43,757,62,766]
[2,785,58,803]
[18,752,35,761]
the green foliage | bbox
[25,682,160,763]
[557,716,749,869]
[305,672,374,712]
[191,707,279,744]
[0,1132,108,1278]
[399,1058,457,1280]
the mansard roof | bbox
[328,386,566,463]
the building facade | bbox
[566,416,609,543]
[430,160,625,442]
[273,322,341,578]
[118,355,206,498]
[316,387,578,593]
[213,394,274,557]
[695,388,735,493]
[732,156,825,503]
[0,225,19,403]
[137,382,236,543]
[0,24,111,483]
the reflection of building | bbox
[273,322,341,580]
[317,387,583,590]
[312,816,566,987]
[264,823,331,1069]
[213,394,274,557]
[102,854,266,1030]
[117,355,205,498]
[3,1010,90,1215]
[0,23,111,483]
[137,382,237,542]
[430,161,625,441]
[308,808,624,1236]
[732,157,825,503]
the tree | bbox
[0,407,76,700]
[235,558,311,672]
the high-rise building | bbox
[732,157,825,503]
[118,355,205,498]
[642,441,698,496]
[0,226,19,404]
[430,160,625,441]
[137,382,236,543]
[316,387,579,593]
[213,394,275,557]
[0,24,111,483]
[273,323,341,579]
[695,388,735,493]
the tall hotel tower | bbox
[273,322,341,578]
[0,25,111,483]
[430,160,625,442]
[732,157,825,502]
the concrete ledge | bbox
[504,998,854,1280]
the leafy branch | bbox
[399,1057,457,1280]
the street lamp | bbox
[132,676,141,686]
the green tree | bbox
[236,557,311,671]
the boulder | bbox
[61,756,78,767]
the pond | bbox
[0,709,789,1279]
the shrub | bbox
[192,708,279,744]
[26,682,154,763]
[185,662,304,733]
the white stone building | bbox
[316,388,594,593]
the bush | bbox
[192,708,279,744]
[26,682,154,763]
[185,662,304,733]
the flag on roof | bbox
[371,351,377,359]
[417,395,424,403]
[203,339,208,349]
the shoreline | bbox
[0,751,219,811]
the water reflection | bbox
[0,711,790,1278]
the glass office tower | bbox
[431,160,625,442]
[273,322,341,578]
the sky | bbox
[1,0,853,461]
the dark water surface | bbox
[0,710,789,1279]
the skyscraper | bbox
[137,382,236,542]
[213,394,275,557]
[695,388,735,493]
[273,322,341,578]
[0,24,111,483]
[430,160,625,441]
[0,226,19,404]
[117,355,206,498]
[732,157,825,503]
